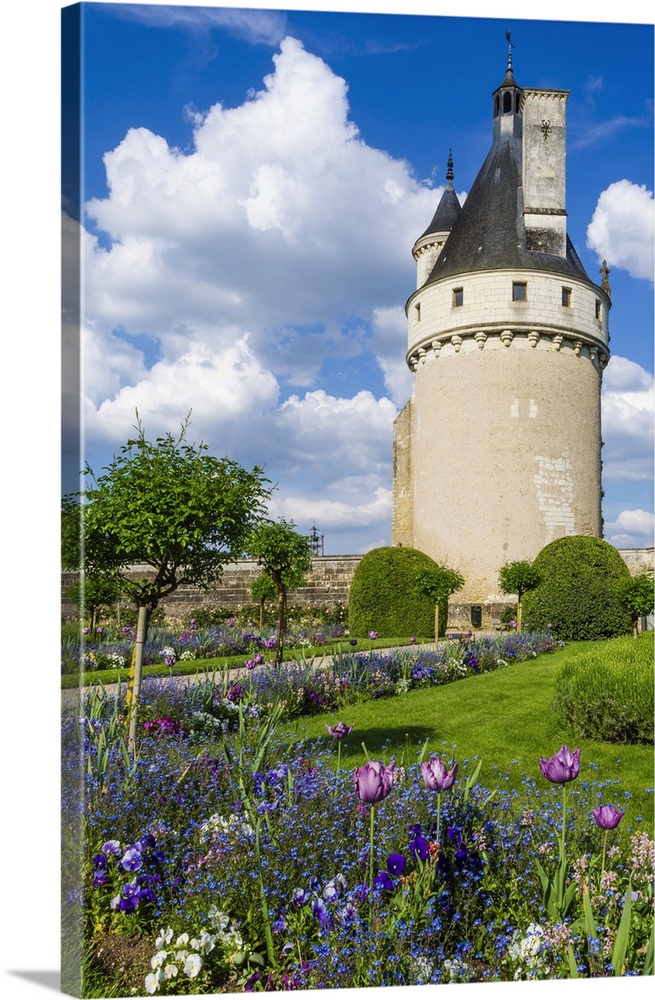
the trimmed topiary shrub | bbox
[348,546,447,638]
[553,635,654,744]
[522,536,632,641]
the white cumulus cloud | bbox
[601,355,654,483]
[587,179,654,281]
[605,508,654,549]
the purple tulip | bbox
[592,805,625,830]
[353,760,396,804]
[421,755,459,792]
[538,745,581,784]
[326,722,354,740]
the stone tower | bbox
[392,45,611,622]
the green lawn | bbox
[280,640,654,832]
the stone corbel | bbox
[417,347,427,365]
[431,339,442,358]
[500,329,513,348]
[474,331,487,350]
[552,335,563,352]
[451,335,463,353]
[528,330,539,348]
[573,340,583,356]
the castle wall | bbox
[391,397,414,547]
[410,345,602,602]
[407,269,609,366]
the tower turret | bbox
[412,151,462,287]
[392,43,611,626]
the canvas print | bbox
[61,2,654,996]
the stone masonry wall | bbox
[61,549,652,621]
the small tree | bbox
[615,572,654,638]
[64,571,123,632]
[414,565,465,639]
[498,560,541,632]
[248,519,312,664]
[61,414,271,749]
[250,572,278,630]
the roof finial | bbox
[446,148,454,185]
[505,29,514,72]
[600,259,612,298]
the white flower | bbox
[174,950,189,963]
[144,972,159,994]
[155,927,173,948]
[174,933,189,948]
[150,951,168,970]
[183,953,203,978]
[163,964,179,980]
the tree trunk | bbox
[434,604,439,641]
[259,598,265,631]
[516,595,523,633]
[276,586,287,665]
[126,604,148,754]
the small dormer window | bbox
[512,282,527,302]
[595,300,602,320]
[562,287,572,307]
[453,287,463,307]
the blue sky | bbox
[61,0,653,554]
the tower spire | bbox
[446,148,454,185]
[505,30,514,73]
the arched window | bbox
[494,95,500,118]
[503,91,512,113]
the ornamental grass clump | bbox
[553,635,654,744]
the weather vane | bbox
[505,30,514,69]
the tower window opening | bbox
[512,282,527,302]
[494,95,500,118]
[503,91,512,113]
[595,300,602,320]
[453,287,464,307]
[415,302,421,322]
[562,287,572,307]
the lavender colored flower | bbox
[421,755,459,792]
[120,847,143,872]
[592,804,625,830]
[353,760,396,804]
[292,887,310,907]
[368,631,378,639]
[101,839,121,856]
[538,745,581,784]
[326,721,354,739]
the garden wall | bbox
[61,548,653,622]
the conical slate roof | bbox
[425,96,592,286]
[419,152,462,239]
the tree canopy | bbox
[62,415,271,610]
[498,560,541,632]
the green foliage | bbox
[348,546,449,638]
[499,560,541,598]
[250,573,278,603]
[553,635,654,744]
[62,414,271,609]
[615,572,654,636]
[248,518,313,662]
[499,560,541,632]
[522,536,632,641]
